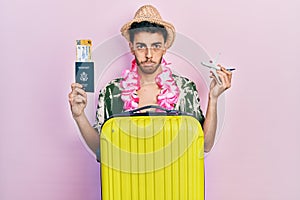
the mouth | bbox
[142,61,155,67]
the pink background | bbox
[1,0,300,199]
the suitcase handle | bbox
[129,105,179,114]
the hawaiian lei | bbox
[120,59,180,111]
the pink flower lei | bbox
[120,59,180,111]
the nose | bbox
[145,47,153,59]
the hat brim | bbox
[120,19,175,49]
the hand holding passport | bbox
[75,40,94,92]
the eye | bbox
[152,44,162,49]
[136,45,146,50]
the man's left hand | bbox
[209,65,232,100]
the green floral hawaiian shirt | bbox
[93,74,205,133]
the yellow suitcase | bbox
[100,106,205,200]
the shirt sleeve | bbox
[93,79,124,162]
[92,78,124,134]
[174,76,205,126]
[93,88,106,134]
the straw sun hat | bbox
[120,5,176,49]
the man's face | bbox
[130,31,166,75]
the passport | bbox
[75,62,94,92]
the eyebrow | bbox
[135,42,162,46]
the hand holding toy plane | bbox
[201,54,235,84]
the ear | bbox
[129,42,134,55]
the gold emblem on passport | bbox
[76,39,92,62]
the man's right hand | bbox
[68,83,87,119]
[68,83,99,154]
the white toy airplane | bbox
[201,54,235,84]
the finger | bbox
[217,70,229,80]
[210,77,217,85]
[219,67,232,85]
[209,71,216,80]
[71,83,83,90]
[217,64,224,71]
[75,87,87,98]
[69,88,87,104]
[216,64,233,81]
[68,90,78,98]
[210,71,218,78]
[68,98,73,107]
[217,70,229,84]
[217,64,232,74]
[220,67,233,79]
[68,92,75,105]
[210,71,222,85]
[69,88,87,102]
[73,95,87,104]
[70,83,84,97]
[217,70,231,89]
[209,72,217,86]
[210,75,217,82]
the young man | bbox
[68,5,232,158]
